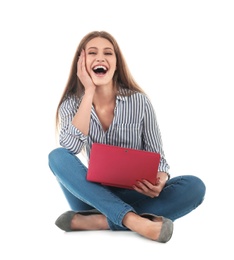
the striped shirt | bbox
[59,91,170,173]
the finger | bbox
[156,177,161,185]
[133,181,147,192]
[133,185,157,198]
[77,53,82,76]
[77,50,87,78]
[78,49,84,63]
[142,180,162,196]
[80,49,84,64]
[142,179,154,189]
[132,185,143,193]
[136,181,150,192]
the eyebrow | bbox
[87,47,114,51]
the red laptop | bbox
[86,143,160,189]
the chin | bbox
[93,79,111,86]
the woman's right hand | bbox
[77,49,96,93]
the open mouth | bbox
[92,65,108,75]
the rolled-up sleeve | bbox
[142,97,170,174]
[59,96,87,154]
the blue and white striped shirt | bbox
[59,91,170,173]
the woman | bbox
[48,31,206,243]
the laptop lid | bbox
[86,143,160,189]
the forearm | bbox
[158,171,170,182]
[72,89,95,135]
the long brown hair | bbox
[55,31,145,130]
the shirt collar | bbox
[116,88,134,102]
[116,94,127,102]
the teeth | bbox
[93,65,107,70]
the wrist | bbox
[85,87,95,95]
[158,171,170,181]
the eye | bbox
[88,51,97,55]
[105,52,113,55]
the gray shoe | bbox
[141,213,174,243]
[55,209,101,232]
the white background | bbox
[0,0,233,259]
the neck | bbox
[93,84,116,108]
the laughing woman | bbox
[48,31,206,243]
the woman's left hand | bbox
[133,172,169,198]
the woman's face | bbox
[85,37,117,87]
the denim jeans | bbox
[48,147,206,230]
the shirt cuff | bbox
[68,124,87,142]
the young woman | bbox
[48,31,206,243]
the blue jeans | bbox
[48,147,206,230]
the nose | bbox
[97,58,105,62]
[96,56,105,62]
